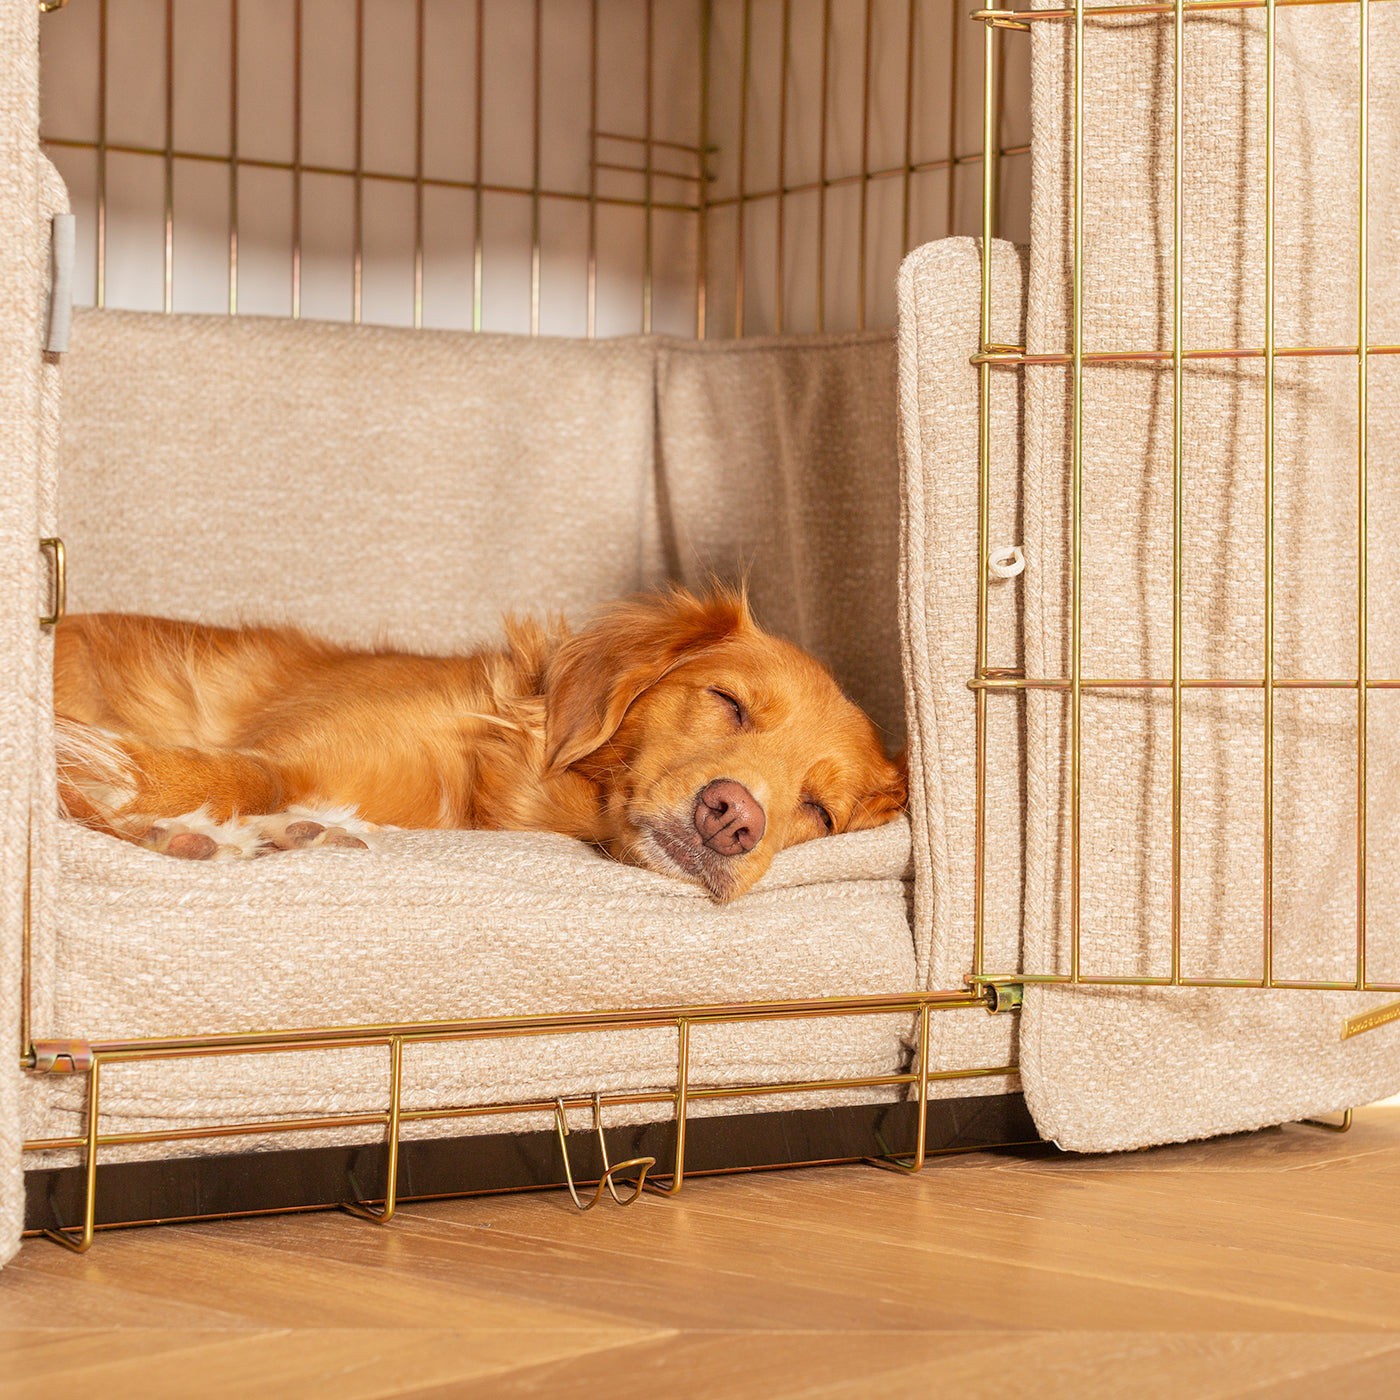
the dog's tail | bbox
[53,715,143,838]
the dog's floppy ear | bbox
[849,749,909,829]
[545,587,750,774]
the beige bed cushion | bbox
[57,307,667,649]
[1019,0,1400,1148]
[22,818,930,1154]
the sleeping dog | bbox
[53,587,906,902]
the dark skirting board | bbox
[24,1092,1040,1234]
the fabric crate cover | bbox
[1014,0,1400,1147]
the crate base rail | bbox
[22,986,1017,1251]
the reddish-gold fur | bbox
[53,588,906,901]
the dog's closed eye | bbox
[804,797,835,833]
[708,687,748,727]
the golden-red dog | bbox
[53,587,905,901]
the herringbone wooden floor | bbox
[3,1106,1399,1398]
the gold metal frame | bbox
[23,991,1014,1252]
[971,0,1387,992]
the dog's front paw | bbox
[252,813,370,852]
[141,817,246,861]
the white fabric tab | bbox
[46,213,76,353]
[988,544,1025,579]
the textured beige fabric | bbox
[0,0,46,1268]
[896,238,1026,1098]
[58,309,667,650]
[1019,1,1400,1148]
[656,332,906,747]
[26,819,920,1160]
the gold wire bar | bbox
[163,0,173,313]
[649,1018,692,1195]
[817,0,830,330]
[594,131,715,157]
[971,675,1400,690]
[229,0,238,314]
[24,989,987,1067]
[1263,0,1276,987]
[587,0,598,339]
[352,0,364,325]
[673,1018,689,1190]
[863,1003,937,1175]
[530,0,542,337]
[1356,0,1369,990]
[1171,0,1184,984]
[20,827,31,1064]
[22,1065,1019,1155]
[472,0,484,331]
[664,146,1022,209]
[913,1002,931,1168]
[43,1059,100,1253]
[1303,1106,1354,1131]
[642,0,654,335]
[291,0,301,319]
[96,0,106,308]
[697,0,710,339]
[38,536,66,627]
[1071,0,1085,983]
[949,0,962,235]
[994,23,1009,239]
[412,0,424,331]
[974,972,1400,989]
[858,0,873,330]
[775,0,790,334]
[342,1036,402,1222]
[969,341,1400,364]
[977,0,1400,19]
[734,0,751,337]
[47,134,951,218]
[901,0,915,252]
[903,1003,936,1172]
[591,1093,655,1207]
[974,12,996,981]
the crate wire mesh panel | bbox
[37,0,1032,337]
[23,0,1034,1250]
[971,0,1400,1001]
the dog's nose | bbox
[694,778,766,855]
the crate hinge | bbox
[29,1040,94,1074]
[980,983,1025,1014]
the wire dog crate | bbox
[21,0,1036,1251]
[18,0,1396,1252]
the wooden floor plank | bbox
[801,1334,1400,1400]
[5,1222,636,1333]
[388,1331,1014,1400]
[446,1170,1400,1331]
[1235,1342,1400,1399]
[0,1327,659,1400]
[5,1104,1399,1397]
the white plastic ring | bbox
[988,544,1025,580]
